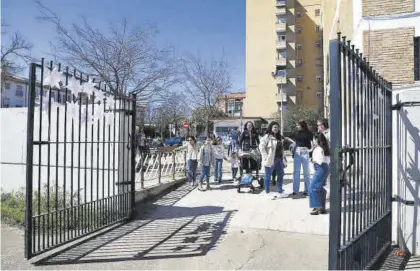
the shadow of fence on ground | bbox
[33,183,236,265]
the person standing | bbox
[309,133,330,215]
[290,120,313,196]
[259,121,288,199]
[317,118,330,142]
[231,128,239,153]
[239,121,260,175]
[213,136,224,183]
[174,135,200,186]
[198,136,214,191]
[225,152,241,182]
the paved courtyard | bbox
[1,159,329,270]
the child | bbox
[309,132,330,215]
[225,152,240,182]
[213,137,225,183]
[198,136,214,191]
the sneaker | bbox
[276,192,289,199]
[198,184,204,191]
[206,185,211,190]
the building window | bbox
[276,70,286,77]
[278,50,287,59]
[277,16,287,23]
[315,41,322,48]
[296,59,303,66]
[297,44,303,50]
[415,37,420,81]
[15,85,24,97]
[316,75,323,82]
[316,58,322,66]
[316,25,321,32]
[277,34,286,41]
[297,11,302,18]
[297,75,304,82]
[4,82,10,89]
[315,9,320,16]
[296,26,302,34]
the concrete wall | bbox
[0,103,132,203]
[392,86,420,256]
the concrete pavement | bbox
[1,157,329,270]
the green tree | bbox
[274,106,321,133]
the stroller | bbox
[237,146,264,193]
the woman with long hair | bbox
[259,121,288,198]
[291,120,313,196]
[309,132,330,215]
[175,135,200,186]
[239,121,260,174]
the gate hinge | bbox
[392,195,415,206]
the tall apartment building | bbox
[244,0,323,119]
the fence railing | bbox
[135,150,187,189]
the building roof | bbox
[217,92,246,99]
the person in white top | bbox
[224,152,241,182]
[213,137,225,183]
[175,135,200,186]
[309,132,331,215]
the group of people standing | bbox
[259,118,331,215]
[175,117,331,216]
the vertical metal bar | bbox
[55,63,61,246]
[355,49,361,234]
[90,87,95,231]
[158,152,162,184]
[140,155,145,189]
[341,36,348,245]
[25,63,36,259]
[386,82,392,239]
[381,79,386,216]
[328,36,342,271]
[184,151,187,177]
[172,152,176,180]
[361,56,367,230]
[368,66,373,226]
[76,70,82,238]
[46,60,53,248]
[63,66,69,243]
[102,91,106,227]
[37,58,45,252]
[348,42,356,240]
[130,94,137,219]
[96,85,101,229]
[112,97,117,222]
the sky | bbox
[2,0,246,92]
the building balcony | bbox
[275,75,287,85]
[276,57,287,66]
[276,40,286,49]
[275,8,286,15]
[276,93,287,102]
[275,22,286,32]
[276,0,286,7]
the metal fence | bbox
[25,59,136,259]
[135,150,187,189]
[328,34,393,270]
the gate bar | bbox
[328,37,343,270]
[25,63,37,259]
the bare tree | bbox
[152,92,188,137]
[35,0,178,101]
[181,53,232,134]
[1,22,33,92]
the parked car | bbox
[164,137,184,147]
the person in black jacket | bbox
[239,121,260,175]
[290,120,313,196]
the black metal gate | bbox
[328,34,393,269]
[25,60,137,259]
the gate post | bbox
[25,63,37,259]
[130,94,137,219]
[172,152,176,180]
[158,152,162,184]
[328,37,343,270]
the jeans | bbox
[214,159,223,182]
[188,159,198,184]
[293,147,311,193]
[200,166,211,185]
[309,163,330,208]
[232,167,238,180]
[264,158,285,194]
